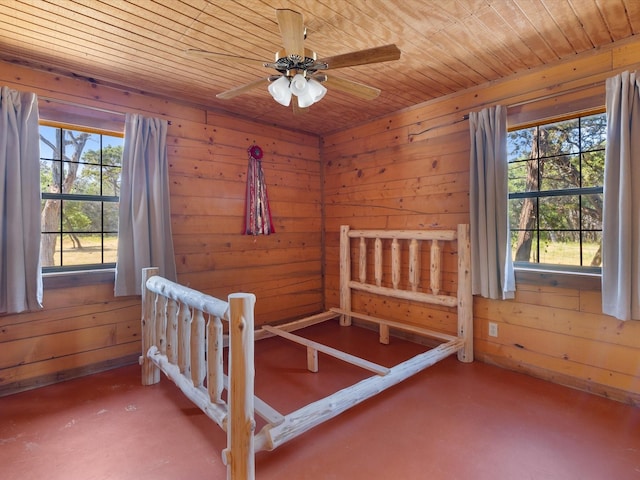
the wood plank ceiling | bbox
[1,0,638,135]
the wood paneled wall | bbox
[0,61,322,395]
[322,36,640,405]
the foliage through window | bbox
[40,124,123,272]
[508,112,606,272]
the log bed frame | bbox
[140,224,472,479]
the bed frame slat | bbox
[262,325,390,376]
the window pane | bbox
[540,154,580,191]
[583,231,602,267]
[581,113,607,151]
[103,166,121,196]
[40,199,61,232]
[508,127,536,162]
[104,233,118,263]
[539,195,579,230]
[538,231,581,266]
[581,151,604,187]
[40,160,61,193]
[63,200,102,232]
[104,202,119,231]
[62,233,102,265]
[41,233,61,267]
[508,160,539,192]
[539,118,579,156]
[39,126,60,160]
[102,136,124,166]
[63,131,93,161]
[511,230,538,262]
[65,162,101,195]
[509,197,538,230]
[582,193,603,230]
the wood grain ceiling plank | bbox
[363,0,487,88]
[317,0,460,97]
[565,0,613,46]
[187,2,279,54]
[595,0,634,41]
[512,0,577,57]
[474,5,543,69]
[489,0,560,63]
[540,0,594,51]
[73,0,273,68]
[6,3,239,91]
[0,22,236,114]
[456,13,527,76]
[621,0,640,33]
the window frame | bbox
[507,108,606,289]
[39,120,123,275]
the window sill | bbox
[515,268,601,291]
[43,269,115,289]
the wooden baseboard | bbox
[477,352,640,407]
[0,354,140,398]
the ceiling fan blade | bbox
[276,9,305,58]
[318,44,401,70]
[216,78,270,100]
[185,49,267,68]
[322,75,381,100]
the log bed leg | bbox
[379,324,390,345]
[224,293,257,480]
[339,225,352,326]
[141,267,160,386]
[307,347,319,372]
[457,224,474,363]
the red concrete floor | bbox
[1,321,639,480]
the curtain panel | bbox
[115,114,177,296]
[0,86,43,313]
[469,105,515,300]
[602,71,640,321]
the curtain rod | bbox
[38,96,172,125]
[409,80,606,138]
[39,96,125,116]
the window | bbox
[39,123,123,272]
[508,112,606,273]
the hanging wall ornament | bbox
[244,144,275,235]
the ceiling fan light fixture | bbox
[268,75,292,106]
[296,89,315,108]
[289,73,308,96]
[307,78,327,102]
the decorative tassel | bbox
[244,144,275,235]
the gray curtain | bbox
[602,71,640,321]
[115,114,176,296]
[469,105,515,300]
[0,87,42,313]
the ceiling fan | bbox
[186,9,401,111]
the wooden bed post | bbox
[339,225,352,326]
[225,293,257,480]
[457,224,474,363]
[141,267,160,385]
